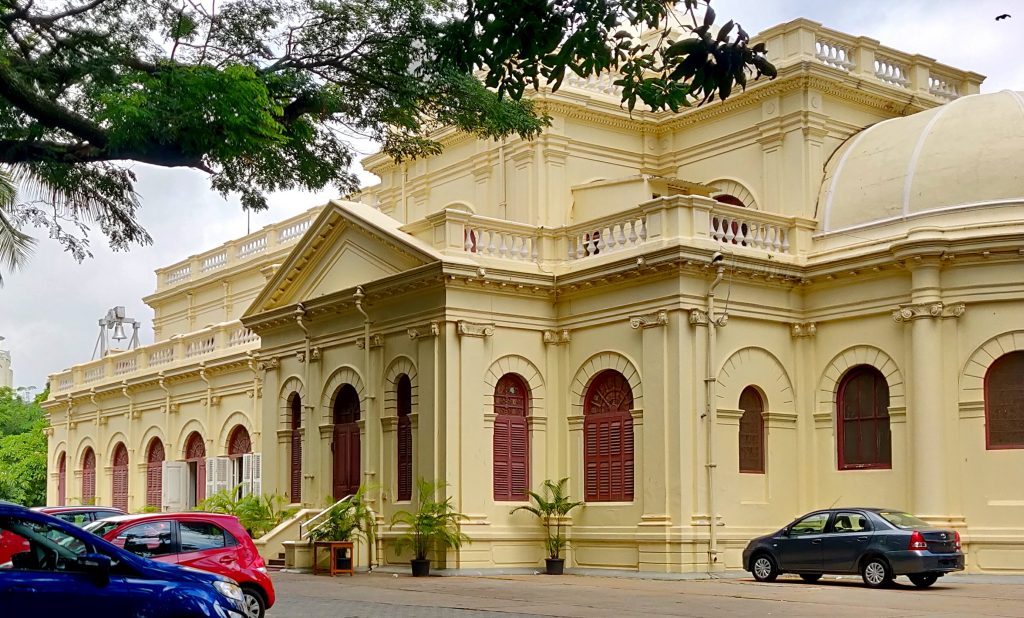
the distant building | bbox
[0,346,13,389]
[43,19,1024,574]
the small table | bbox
[312,541,355,577]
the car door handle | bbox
[218,556,236,564]
[857,536,869,541]
[5,585,37,593]
[811,539,822,545]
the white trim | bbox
[901,97,965,217]
[813,198,1024,239]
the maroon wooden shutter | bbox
[985,351,1024,449]
[81,448,96,504]
[837,366,891,469]
[583,371,634,502]
[111,443,129,511]
[396,375,413,501]
[185,433,207,502]
[493,374,529,501]
[57,453,66,506]
[146,439,165,507]
[332,385,361,499]
[228,426,251,456]
[738,387,765,474]
[289,393,302,503]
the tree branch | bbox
[0,64,108,146]
[25,0,109,25]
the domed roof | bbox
[817,90,1024,232]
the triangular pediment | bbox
[245,200,443,315]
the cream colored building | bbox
[45,19,1024,574]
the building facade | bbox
[45,19,1024,574]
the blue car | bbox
[0,502,246,616]
[742,508,964,588]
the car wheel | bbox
[751,553,779,582]
[908,574,938,588]
[799,573,822,583]
[861,557,892,589]
[241,588,265,618]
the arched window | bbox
[583,370,635,502]
[288,393,302,502]
[228,426,251,456]
[837,366,891,469]
[146,438,165,507]
[493,373,530,501]
[184,432,206,504]
[57,452,66,506]
[81,447,96,505]
[396,375,413,502]
[985,351,1024,449]
[739,387,765,474]
[331,385,361,500]
[111,442,129,511]
[713,194,747,208]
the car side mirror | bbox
[77,553,111,585]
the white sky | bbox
[1,0,1021,393]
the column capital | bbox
[407,322,440,339]
[456,320,494,338]
[892,301,965,322]
[542,329,571,345]
[630,310,668,329]
[790,322,817,338]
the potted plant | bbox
[390,479,468,576]
[307,487,377,571]
[511,477,584,575]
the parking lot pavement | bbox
[267,571,1024,617]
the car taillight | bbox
[909,530,928,550]
[954,531,961,550]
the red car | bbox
[84,512,275,618]
[0,504,126,564]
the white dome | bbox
[817,90,1024,232]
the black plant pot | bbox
[545,558,565,575]
[335,550,352,571]
[410,558,431,577]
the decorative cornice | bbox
[456,321,495,338]
[892,301,966,322]
[689,309,709,326]
[356,334,385,349]
[257,357,279,372]
[310,347,321,362]
[790,322,817,338]
[408,322,440,339]
[630,310,668,329]
[542,329,571,345]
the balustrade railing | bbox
[165,265,191,286]
[710,212,790,254]
[568,214,647,260]
[237,235,267,259]
[928,74,960,100]
[464,227,538,261]
[200,251,228,273]
[815,39,855,71]
[49,321,260,395]
[564,72,624,96]
[874,56,910,88]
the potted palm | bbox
[511,478,584,575]
[390,479,468,576]
[307,487,377,572]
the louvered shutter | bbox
[205,457,217,499]
[251,453,262,498]
[397,415,412,501]
[161,461,187,512]
[583,412,634,502]
[216,457,232,495]
[509,416,529,500]
[81,449,96,504]
[493,417,511,500]
[146,461,161,507]
[348,427,361,496]
[241,453,253,497]
[290,428,302,502]
[57,454,66,506]
[112,446,129,511]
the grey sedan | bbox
[742,508,964,588]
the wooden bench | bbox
[312,540,355,577]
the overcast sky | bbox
[1,0,1021,393]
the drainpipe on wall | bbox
[294,304,310,505]
[199,365,212,452]
[246,353,260,438]
[159,373,171,458]
[352,285,376,568]
[705,253,727,571]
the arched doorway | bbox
[146,438,165,507]
[583,370,635,502]
[111,442,129,511]
[227,425,252,498]
[493,373,530,501]
[184,432,206,507]
[288,393,302,503]
[81,447,96,505]
[332,384,361,500]
[738,386,765,474]
[57,452,66,506]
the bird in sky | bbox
[995,14,1011,20]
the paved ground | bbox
[266,570,1024,617]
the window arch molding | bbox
[135,426,165,465]
[717,346,795,418]
[174,419,208,457]
[217,411,254,455]
[983,350,1024,449]
[570,352,643,417]
[52,440,68,469]
[816,345,905,419]
[484,355,545,417]
[73,436,98,475]
[103,431,129,463]
[960,330,1024,403]
[706,177,760,210]
[384,356,418,417]
[320,366,365,426]
[278,375,305,430]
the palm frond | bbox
[0,169,35,284]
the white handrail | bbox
[299,494,353,540]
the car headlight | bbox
[213,580,244,602]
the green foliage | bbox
[196,486,297,538]
[390,479,469,561]
[0,1,769,275]
[0,387,47,506]
[307,485,377,546]
[511,478,584,559]
[135,505,162,514]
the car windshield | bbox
[83,520,121,538]
[878,511,930,529]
